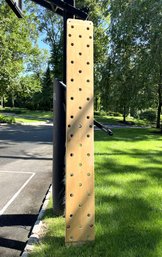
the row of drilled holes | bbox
[71,61,90,65]
[70,172,91,177]
[71,43,90,48]
[70,153,90,157]
[69,34,92,38]
[69,213,91,218]
[69,25,91,30]
[70,96,90,101]
[70,192,91,197]
[70,115,90,120]
[70,79,91,83]
[68,124,93,128]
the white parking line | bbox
[0,171,35,215]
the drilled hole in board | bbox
[87,27,90,30]
[70,134,73,138]
[68,124,71,128]
[71,60,74,64]
[79,183,82,187]
[79,163,82,167]
[87,62,90,65]
[87,79,90,83]
[87,213,91,217]
[87,116,90,119]
[79,204,82,208]
[71,43,74,46]
[79,70,82,73]
[89,124,93,128]
[71,78,74,82]
[70,153,74,157]
[70,214,73,218]
[79,88,82,91]
[79,52,82,56]
[68,34,72,37]
[87,44,90,47]
[70,115,74,119]
[66,225,70,229]
[70,193,74,197]
[87,153,90,156]
[78,124,82,128]
[70,173,74,177]
[79,106,82,110]
[87,97,90,101]
[71,25,74,28]
[89,36,92,39]
[87,173,91,176]
[87,134,90,138]
[79,35,82,38]
[70,97,74,100]
[89,224,94,228]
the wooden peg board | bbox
[65,19,94,244]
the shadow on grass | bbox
[30,129,162,257]
[95,128,162,142]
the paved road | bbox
[0,124,53,257]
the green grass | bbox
[15,117,44,123]
[29,128,162,257]
[0,108,53,123]
[0,114,15,124]
[94,114,150,126]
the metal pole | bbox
[53,79,66,215]
[53,0,75,216]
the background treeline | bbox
[0,0,162,127]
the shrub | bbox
[139,109,157,122]
[0,107,26,114]
[0,115,15,124]
[107,111,122,117]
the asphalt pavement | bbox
[0,124,53,257]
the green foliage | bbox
[139,109,157,122]
[38,65,53,110]
[0,107,26,114]
[0,114,15,124]
[106,0,162,124]
[0,1,41,104]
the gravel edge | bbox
[21,185,52,257]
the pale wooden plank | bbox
[65,18,94,244]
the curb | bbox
[21,185,52,257]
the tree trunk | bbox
[156,84,162,129]
[123,106,126,122]
[0,97,3,108]
[12,95,15,108]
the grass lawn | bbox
[0,108,53,123]
[94,114,150,126]
[29,128,162,257]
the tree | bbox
[38,64,53,110]
[108,0,162,124]
[0,1,40,106]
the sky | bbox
[38,35,50,52]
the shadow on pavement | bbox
[0,125,53,143]
[0,214,37,252]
